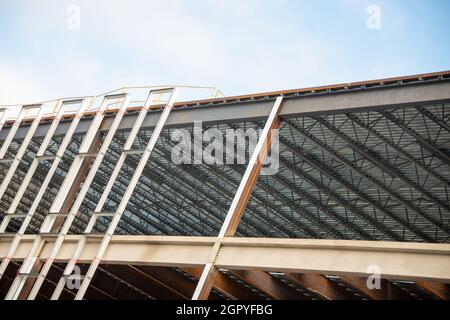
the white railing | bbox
[0,85,224,121]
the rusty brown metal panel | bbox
[340,276,412,300]
[416,281,450,300]
[231,270,308,300]
[288,273,358,300]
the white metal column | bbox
[0,99,90,280]
[5,94,129,300]
[0,105,44,201]
[50,88,177,300]
[25,94,132,300]
[73,88,178,300]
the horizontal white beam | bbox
[1,235,449,283]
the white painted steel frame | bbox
[2,93,286,300]
[51,88,177,300]
[5,94,130,300]
[0,105,44,202]
[73,88,178,300]
[26,94,132,300]
[0,100,88,235]
[0,100,91,280]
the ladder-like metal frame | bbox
[0,99,91,279]
[74,88,178,300]
[0,107,7,134]
[0,104,45,202]
[5,93,130,300]
[72,88,177,300]
[50,88,178,300]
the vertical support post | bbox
[74,88,178,300]
[192,96,284,300]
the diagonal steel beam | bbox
[379,110,450,166]
[0,105,44,201]
[347,113,450,189]
[231,270,307,300]
[284,118,440,241]
[287,273,359,300]
[185,267,263,300]
[314,116,450,218]
[339,276,413,300]
[74,89,179,300]
[279,134,404,241]
[159,131,318,238]
[6,94,131,300]
[416,281,450,300]
[246,121,373,239]
[103,264,181,299]
[225,122,344,238]
[192,97,284,300]
[416,106,450,134]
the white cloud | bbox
[1,0,350,103]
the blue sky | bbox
[0,0,449,104]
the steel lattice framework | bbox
[0,71,450,300]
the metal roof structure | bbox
[0,71,450,300]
